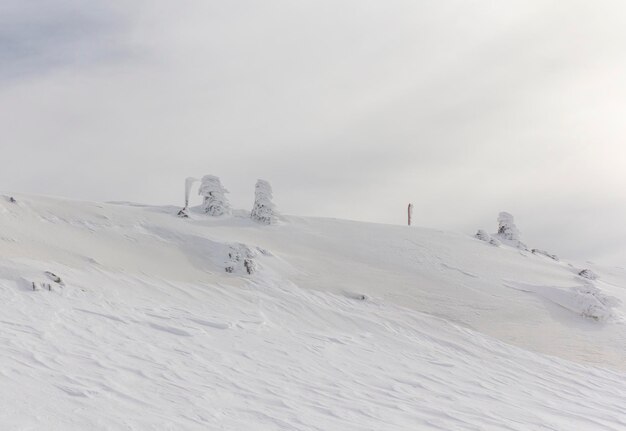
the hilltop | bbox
[0,193,624,430]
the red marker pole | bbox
[408,203,413,226]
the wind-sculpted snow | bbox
[1,262,625,430]
[1,194,626,429]
[507,281,622,321]
[1,195,625,367]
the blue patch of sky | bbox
[0,1,131,82]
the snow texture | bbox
[251,179,276,224]
[198,175,231,216]
[0,194,625,430]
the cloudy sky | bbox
[2,0,626,265]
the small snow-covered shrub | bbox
[251,179,276,224]
[578,269,598,280]
[495,212,528,250]
[574,284,618,321]
[475,229,490,241]
[44,271,64,286]
[532,249,559,261]
[475,229,500,246]
[243,258,256,275]
[226,244,258,275]
[198,175,231,216]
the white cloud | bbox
[2,0,626,264]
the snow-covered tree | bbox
[496,212,519,241]
[495,212,528,250]
[198,175,231,216]
[251,179,276,224]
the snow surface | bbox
[0,194,625,430]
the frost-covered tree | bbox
[496,212,519,241]
[198,175,231,216]
[251,179,276,224]
[495,212,528,250]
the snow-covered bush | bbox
[225,244,258,275]
[198,175,231,216]
[475,229,500,246]
[45,271,64,286]
[532,249,559,261]
[251,179,276,224]
[578,269,598,280]
[495,212,528,250]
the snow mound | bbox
[507,281,622,321]
[0,260,625,430]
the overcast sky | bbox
[2,0,626,265]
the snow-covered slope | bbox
[1,194,625,430]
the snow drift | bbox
[0,194,625,430]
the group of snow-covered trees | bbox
[180,175,276,224]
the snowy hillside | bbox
[0,194,625,430]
